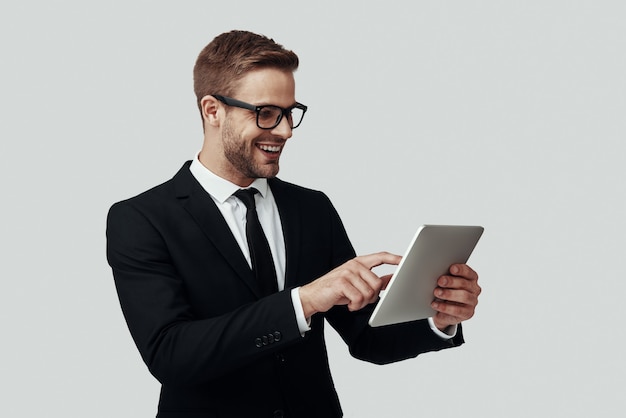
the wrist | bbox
[433,317,449,332]
[298,286,318,319]
[428,317,457,339]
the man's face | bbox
[217,68,296,186]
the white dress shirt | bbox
[189,156,310,334]
[189,154,454,339]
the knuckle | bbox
[339,267,353,279]
[347,259,360,269]
[336,275,350,287]
[352,293,364,306]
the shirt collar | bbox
[189,153,269,203]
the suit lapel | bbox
[269,178,302,289]
[173,162,262,298]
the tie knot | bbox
[233,188,259,210]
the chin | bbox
[259,169,280,179]
[254,162,280,179]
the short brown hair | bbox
[193,30,299,118]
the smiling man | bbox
[106,30,481,418]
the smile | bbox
[258,144,282,153]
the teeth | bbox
[259,144,281,152]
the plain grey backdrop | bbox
[1,1,624,416]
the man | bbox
[107,30,480,418]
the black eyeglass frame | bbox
[212,94,308,130]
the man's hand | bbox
[299,252,401,318]
[431,264,481,331]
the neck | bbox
[197,150,255,187]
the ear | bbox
[200,95,222,128]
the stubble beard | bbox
[222,117,280,180]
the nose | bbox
[270,115,293,140]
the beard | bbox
[221,117,281,180]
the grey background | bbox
[1,1,624,416]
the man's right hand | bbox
[298,252,401,318]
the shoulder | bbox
[268,178,342,218]
[107,162,195,225]
[269,177,331,204]
[109,162,193,209]
[108,179,172,222]
[268,178,345,226]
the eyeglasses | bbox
[212,95,308,130]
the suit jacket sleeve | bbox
[107,199,304,386]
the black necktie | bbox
[233,188,278,296]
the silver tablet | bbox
[368,225,484,327]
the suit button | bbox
[255,338,263,348]
[262,335,269,345]
[273,410,284,418]
[273,331,282,342]
[268,333,275,344]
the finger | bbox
[341,280,376,311]
[379,273,393,290]
[434,287,479,306]
[331,262,382,309]
[431,299,476,322]
[348,282,378,309]
[355,252,402,270]
[347,264,385,304]
[449,264,478,280]
[437,275,482,296]
[340,259,386,291]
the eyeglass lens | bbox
[258,106,305,129]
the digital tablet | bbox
[368,225,484,327]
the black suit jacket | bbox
[106,162,463,418]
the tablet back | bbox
[368,225,484,327]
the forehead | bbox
[233,68,296,106]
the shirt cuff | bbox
[428,317,457,339]
[291,287,311,336]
